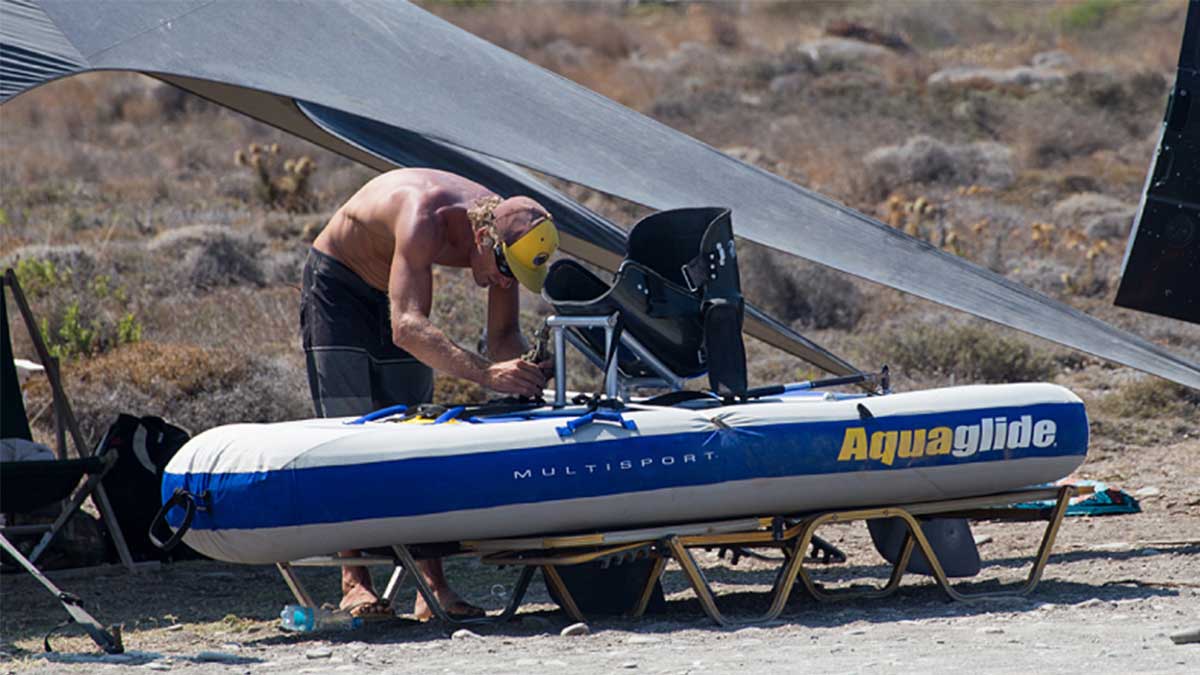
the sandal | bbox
[414,597,486,622]
[343,598,396,622]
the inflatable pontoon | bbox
[164,383,1086,564]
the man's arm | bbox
[388,202,545,396]
[485,283,527,361]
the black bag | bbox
[98,414,205,562]
[546,559,667,616]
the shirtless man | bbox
[301,168,559,620]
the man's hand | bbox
[484,358,547,397]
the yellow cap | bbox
[501,216,559,292]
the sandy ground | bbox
[2,438,1198,674]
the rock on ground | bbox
[797,37,888,74]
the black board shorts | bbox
[300,248,433,418]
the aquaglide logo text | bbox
[837,414,1057,466]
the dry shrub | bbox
[708,11,741,50]
[738,242,864,331]
[434,376,489,404]
[23,342,311,444]
[875,321,1057,384]
[146,225,266,291]
[1019,112,1110,168]
[862,135,1015,198]
[233,143,319,213]
[433,3,636,61]
[1096,377,1200,419]
[1016,70,1166,169]
[1078,70,1168,119]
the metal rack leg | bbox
[796,512,915,602]
[628,556,668,618]
[916,486,1074,601]
[393,545,533,625]
[381,565,410,606]
[541,565,586,623]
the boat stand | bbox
[276,485,1085,627]
[468,484,1086,626]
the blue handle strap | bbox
[433,406,465,424]
[556,410,637,438]
[344,404,408,425]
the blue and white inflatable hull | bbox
[162,383,1088,564]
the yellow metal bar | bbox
[796,511,916,602]
[465,517,769,552]
[792,486,1077,603]
[481,542,650,567]
[665,536,730,626]
[541,565,586,623]
[628,557,668,618]
[465,533,607,551]
[929,484,1073,601]
[676,530,776,547]
[759,535,812,620]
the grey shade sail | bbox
[293,99,861,376]
[2,0,1198,389]
[1116,0,1200,325]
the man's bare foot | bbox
[413,587,485,622]
[339,580,392,618]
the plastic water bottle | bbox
[279,605,362,632]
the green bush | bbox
[875,321,1057,383]
[1057,0,1124,32]
[14,258,143,360]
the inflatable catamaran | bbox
[161,209,1089,565]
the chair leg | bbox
[0,533,123,654]
[28,468,110,564]
[276,562,317,608]
[5,271,138,572]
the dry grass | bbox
[1096,377,1200,419]
[872,320,1059,385]
[22,342,311,446]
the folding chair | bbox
[1,269,129,653]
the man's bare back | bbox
[313,168,492,291]
[310,168,551,396]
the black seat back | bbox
[543,207,747,396]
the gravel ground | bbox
[3,439,1198,674]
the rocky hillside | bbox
[1,0,1197,450]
